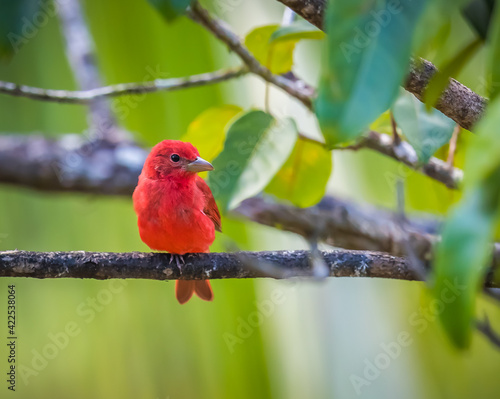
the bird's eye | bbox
[170,154,180,162]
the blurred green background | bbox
[0,0,499,398]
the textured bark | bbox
[276,0,486,131]
[0,249,418,282]
[0,249,498,287]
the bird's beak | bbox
[185,157,214,172]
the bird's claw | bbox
[169,254,185,273]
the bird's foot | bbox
[169,254,185,273]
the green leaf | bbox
[433,184,497,349]
[208,110,298,211]
[424,37,482,109]
[0,0,40,60]
[488,0,500,99]
[392,90,456,163]
[269,19,325,43]
[462,0,495,39]
[432,97,500,349]
[147,0,191,22]
[181,105,242,162]
[244,25,296,74]
[265,140,332,207]
[315,0,428,146]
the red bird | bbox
[132,140,221,304]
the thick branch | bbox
[234,195,439,260]
[0,68,247,104]
[0,134,146,195]
[188,3,314,109]
[276,0,486,130]
[234,195,500,265]
[0,249,498,287]
[0,249,418,282]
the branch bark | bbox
[275,0,486,131]
[0,249,422,282]
[0,134,146,195]
[0,249,498,287]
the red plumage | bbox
[132,140,221,304]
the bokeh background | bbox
[0,0,499,398]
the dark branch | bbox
[234,195,500,265]
[1,249,498,287]
[234,195,439,260]
[0,249,421,282]
[275,0,486,131]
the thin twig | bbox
[476,316,500,349]
[0,67,248,104]
[447,125,460,167]
[188,2,313,110]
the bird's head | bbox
[143,140,213,180]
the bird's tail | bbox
[175,280,214,304]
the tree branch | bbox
[275,0,486,130]
[0,67,247,104]
[234,195,500,265]
[234,195,439,260]
[188,2,314,109]
[0,249,422,282]
[0,249,498,287]
[0,134,146,195]
[57,0,123,141]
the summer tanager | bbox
[132,140,221,304]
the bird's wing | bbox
[196,176,222,232]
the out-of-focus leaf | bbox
[147,0,191,22]
[265,140,332,207]
[489,0,500,99]
[433,184,497,349]
[209,110,298,211]
[315,0,428,147]
[462,0,495,39]
[433,97,500,349]
[464,97,500,185]
[392,90,456,163]
[369,110,393,135]
[245,25,296,74]
[270,19,325,43]
[181,105,242,162]
[424,37,482,109]
[0,0,40,60]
